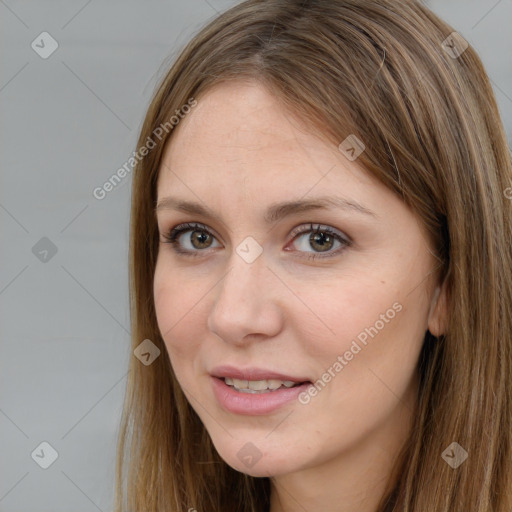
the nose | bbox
[207,251,283,346]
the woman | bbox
[115,0,512,510]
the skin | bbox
[153,81,448,512]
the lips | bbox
[210,365,312,415]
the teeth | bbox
[232,378,249,389]
[267,379,283,390]
[225,377,301,392]
[248,380,269,391]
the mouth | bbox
[222,377,307,393]
[210,366,312,415]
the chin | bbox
[210,436,305,478]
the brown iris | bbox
[190,229,213,249]
[309,230,334,252]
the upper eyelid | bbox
[290,222,349,240]
[170,222,221,241]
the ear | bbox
[427,277,449,337]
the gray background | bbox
[1,1,510,511]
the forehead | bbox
[156,81,377,200]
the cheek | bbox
[153,264,205,360]
[296,267,430,396]
[293,275,402,356]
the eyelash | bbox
[160,222,351,260]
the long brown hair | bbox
[115,1,512,510]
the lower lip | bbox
[211,377,311,415]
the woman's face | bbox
[153,81,445,478]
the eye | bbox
[160,222,221,256]
[287,223,351,260]
[160,222,351,260]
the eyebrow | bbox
[155,195,377,223]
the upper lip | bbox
[210,365,310,383]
